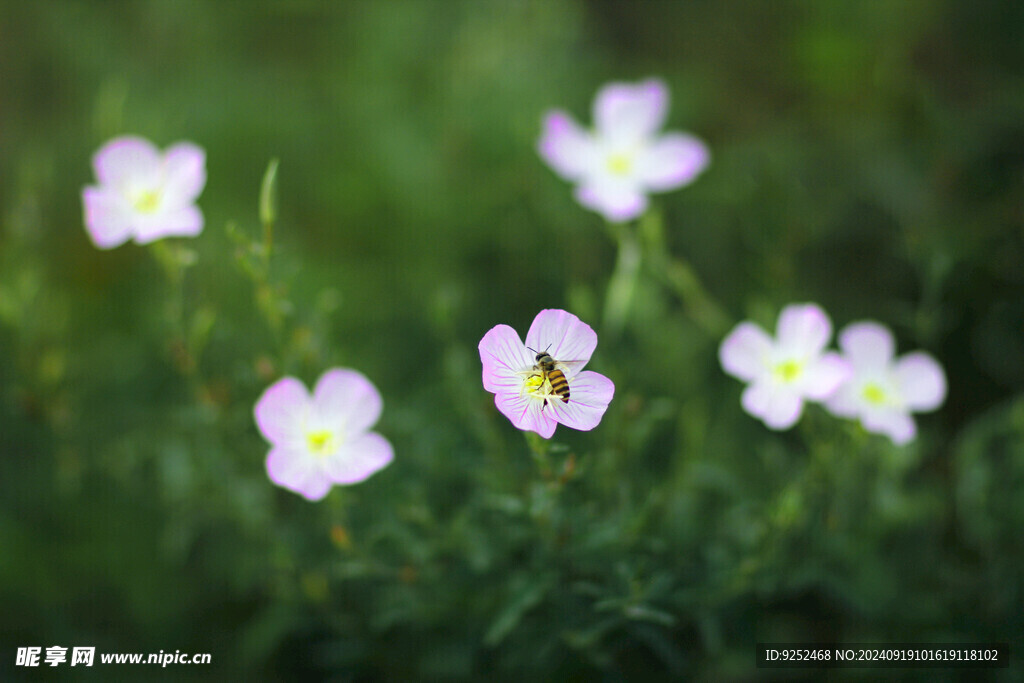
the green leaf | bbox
[484,573,555,647]
[623,603,677,627]
[259,158,280,228]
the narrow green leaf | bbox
[484,573,555,647]
[259,158,279,228]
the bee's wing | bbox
[553,359,587,373]
[514,359,587,376]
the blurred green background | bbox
[2,0,1023,679]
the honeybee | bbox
[526,346,584,409]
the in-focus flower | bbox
[82,135,206,249]
[719,303,851,430]
[538,78,709,223]
[254,368,393,501]
[479,309,614,438]
[825,322,946,445]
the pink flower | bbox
[538,78,710,222]
[81,135,206,249]
[478,309,615,438]
[719,303,851,430]
[825,322,947,445]
[254,368,393,501]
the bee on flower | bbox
[479,309,614,439]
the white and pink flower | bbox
[479,309,614,438]
[538,78,709,222]
[720,303,851,430]
[254,368,393,501]
[82,135,206,249]
[825,322,946,445]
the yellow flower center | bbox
[522,372,555,402]
[606,153,632,176]
[862,382,887,405]
[774,360,803,384]
[132,188,162,213]
[306,429,336,456]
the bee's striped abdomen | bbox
[534,350,571,406]
[548,369,570,402]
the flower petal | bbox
[824,384,861,419]
[525,309,597,376]
[776,303,832,356]
[82,186,135,249]
[266,445,332,501]
[93,136,162,188]
[636,133,710,192]
[741,381,804,430]
[480,324,534,392]
[894,352,946,412]
[838,321,895,371]
[310,368,383,436]
[161,142,207,205]
[574,180,648,223]
[494,391,557,438]
[547,370,614,431]
[538,110,596,181]
[255,377,310,448]
[719,321,772,382]
[132,205,204,244]
[594,79,668,142]
[798,352,852,400]
[862,408,916,445]
[324,431,393,484]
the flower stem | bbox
[602,222,642,338]
[524,431,552,479]
[148,241,194,375]
[639,208,731,338]
[226,160,286,345]
[148,240,184,287]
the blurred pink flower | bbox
[479,309,614,438]
[254,368,393,501]
[825,322,946,445]
[81,135,206,249]
[720,303,851,430]
[538,78,709,222]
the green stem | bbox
[148,240,183,287]
[254,159,285,346]
[524,430,552,479]
[602,222,642,338]
[639,209,732,338]
[148,241,197,378]
[149,243,185,335]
